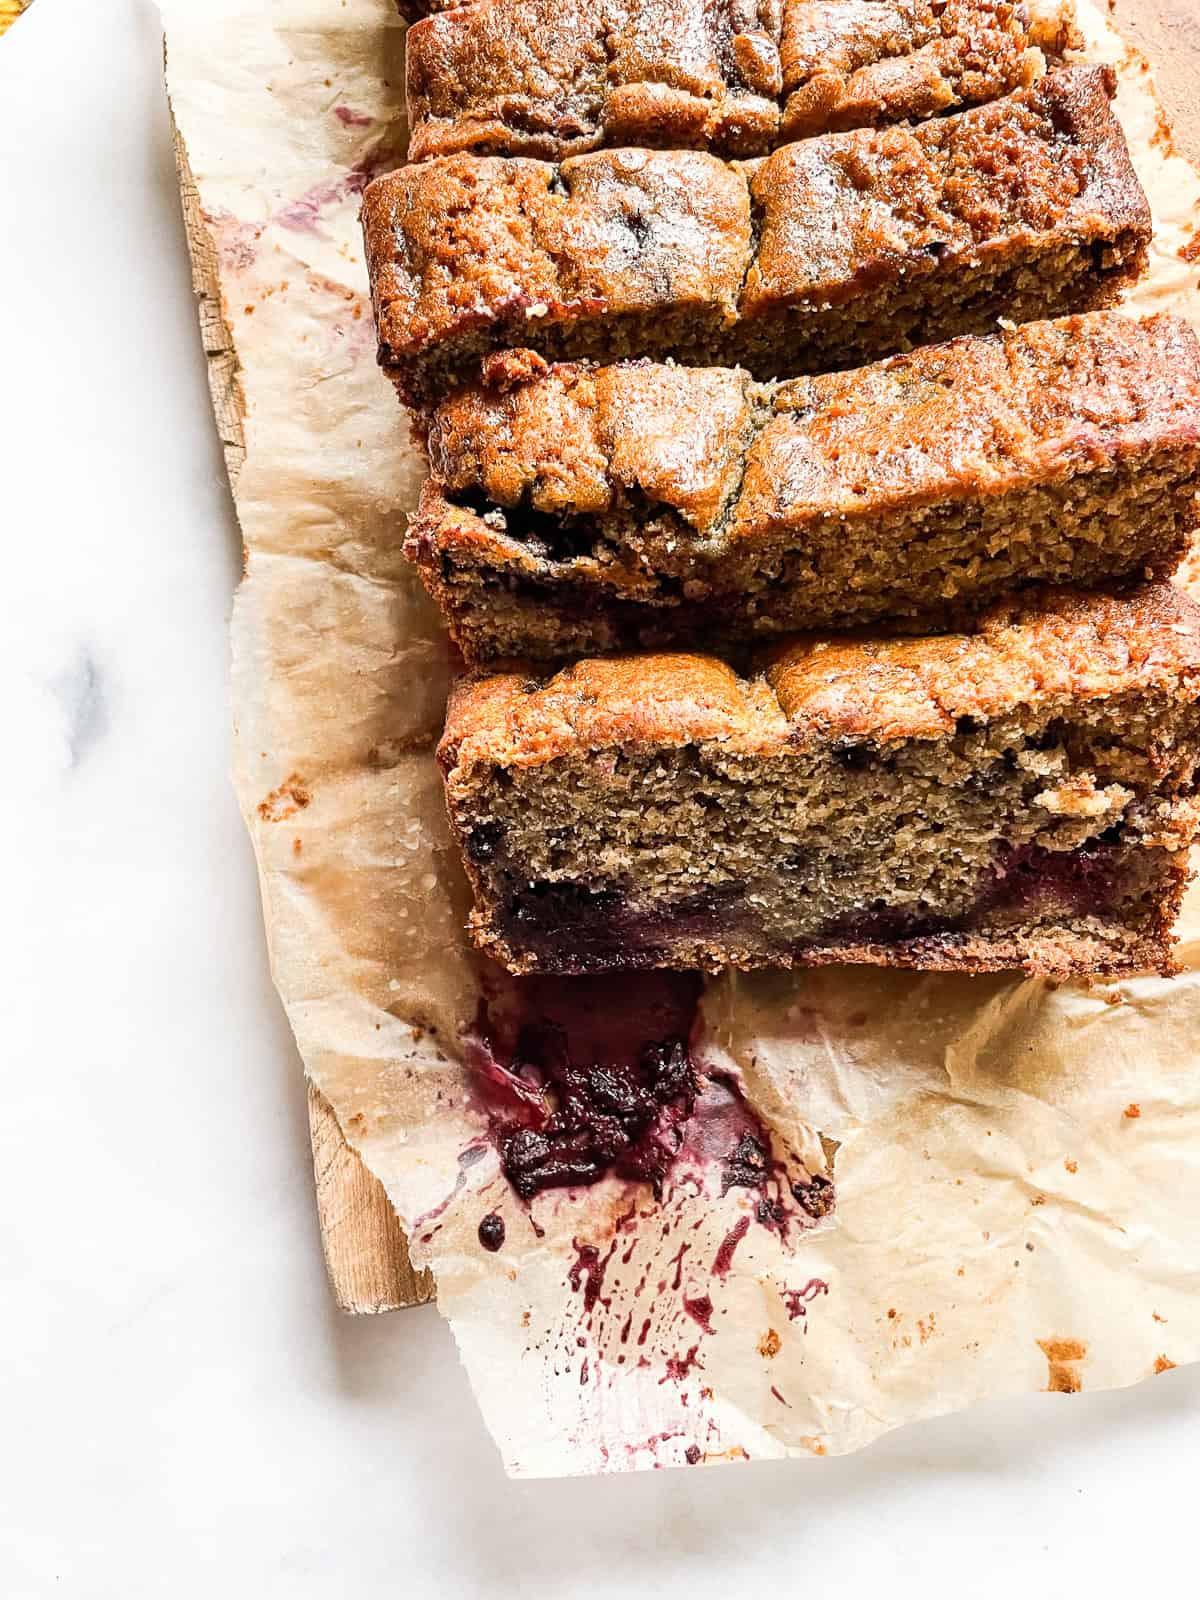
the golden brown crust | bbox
[405,0,1041,164]
[441,652,760,773]
[412,313,1200,662]
[363,144,751,369]
[741,63,1143,319]
[747,312,1200,523]
[427,355,758,531]
[363,68,1151,407]
[439,584,1200,773]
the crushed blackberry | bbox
[792,1173,835,1219]
[465,972,703,1199]
[721,1132,770,1193]
[478,1212,506,1251]
[497,1027,698,1199]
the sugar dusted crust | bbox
[363,67,1151,408]
[411,312,1200,662]
[406,0,1049,164]
[440,586,1200,979]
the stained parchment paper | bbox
[163,0,1200,1476]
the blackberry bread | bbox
[364,67,1150,409]
[406,0,1054,163]
[439,585,1200,978]
[410,312,1200,663]
[395,0,1081,46]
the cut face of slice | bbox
[439,586,1200,979]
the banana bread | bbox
[406,0,1050,163]
[438,585,1200,978]
[409,312,1200,663]
[364,67,1150,409]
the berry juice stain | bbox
[660,1344,704,1385]
[682,1294,714,1334]
[568,1238,617,1314]
[712,1215,751,1280]
[782,1278,830,1321]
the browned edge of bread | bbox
[407,312,1200,663]
[405,0,1057,164]
[363,66,1151,410]
[441,586,1200,771]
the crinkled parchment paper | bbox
[164,0,1200,1476]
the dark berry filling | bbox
[980,839,1126,916]
[496,879,746,972]
[809,841,1129,950]
[496,841,1139,970]
[466,971,703,1198]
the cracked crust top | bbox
[363,67,1151,407]
[427,351,760,533]
[424,312,1200,543]
[440,584,1200,772]
[405,0,1047,163]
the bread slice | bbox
[406,0,1047,163]
[439,585,1200,978]
[364,67,1150,410]
[409,313,1200,663]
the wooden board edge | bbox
[170,107,432,1315]
[308,1086,436,1314]
[170,117,248,490]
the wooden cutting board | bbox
[174,0,1200,1316]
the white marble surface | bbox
[3,1,1200,1593]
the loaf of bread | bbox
[409,312,1200,662]
[406,0,1050,163]
[363,67,1150,409]
[439,585,1200,978]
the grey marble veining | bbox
[51,647,106,769]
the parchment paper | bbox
[164,0,1200,1476]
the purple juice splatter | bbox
[712,1215,751,1280]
